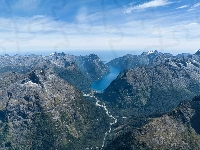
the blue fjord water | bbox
[90,66,121,93]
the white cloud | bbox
[186,22,199,28]
[176,5,188,9]
[125,0,172,13]
[188,2,200,11]
[193,2,200,8]
[0,13,199,55]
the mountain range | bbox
[101,51,200,117]
[0,53,109,92]
[1,50,200,149]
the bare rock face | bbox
[105,95,200,150]
[0,69,109,149]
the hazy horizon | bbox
[1,49,199,62]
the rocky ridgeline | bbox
[105,95,200,150]
[75,54,109,81]
[106,50,173,71]
[0,52,109,91]
[0,69,110,149]
[101,51,200,117]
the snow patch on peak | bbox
[50,53,55,56]
[147,50,157,55]
[195,49,200,55]
[24,81,39,87]
[195,49,200,52]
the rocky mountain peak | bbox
[147,50,159,54]
[141,50,159,55]
[28,71,41,84]
[195,49,200,55]
[88,53,99,59]
[49,52,65,56]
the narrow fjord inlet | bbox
[90,66,121,92]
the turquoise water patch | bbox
[90,66,121,93]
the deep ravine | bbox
[84,95,117,150]
[95,97,118,148]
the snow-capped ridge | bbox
[147,50,158,55]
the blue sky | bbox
[0,0,200,55]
